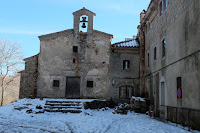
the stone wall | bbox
[166,106,200,130]
[19,54,38,98]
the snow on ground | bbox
[0,99,198,133]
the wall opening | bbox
[73,46,78,53]
[123,60,130,70]
[87,81,93,88]
[79,15,88,33]
[53,80,60,87]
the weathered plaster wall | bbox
[37,30,112,99]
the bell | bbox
[82,23,86,28]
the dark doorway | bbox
[66,77,80,98]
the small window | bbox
[147,53,150,67]
[73,46,78,53]
[73,58,76,63]
[53,80,60,87]
[87,81,93,88]
[160,1,163,16]
[162,39,166,57]
[123,60,130,70]
[154,47,157,60]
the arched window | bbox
[79,15,88,32]
[154,47,157,60]
[162,39,166,57]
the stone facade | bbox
[109,42,140,103]
[19,8,141,103]
[138,0,200,130]
[37,8,112,99]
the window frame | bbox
[160,0,167,16]
[119,86,134,99]
[53,80,60,87]
[123,60,130,70]
[162,39,166,58]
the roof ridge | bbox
[112,39,136,46]
[93,30,113,37]
[73,7,96,16]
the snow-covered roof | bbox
[112,39,139,48]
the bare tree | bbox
[0,39,23,106]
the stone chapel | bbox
[19,7,140,103]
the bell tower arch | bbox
[73,7,96,34]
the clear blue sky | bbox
[0,0,150,58]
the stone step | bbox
[44,100,83,113]
[45,103,82,106]
[46,101,81,104]
[44,106,82,109]
[44,109,82,113]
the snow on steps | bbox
[44,100,83,113]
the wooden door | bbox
[66,77,80,98]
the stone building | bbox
[110,39,140,103]
[138,0,200,130]
[19,8,140,102]
[19,54,38,98]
